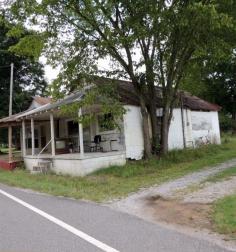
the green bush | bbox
[219,113,235,132]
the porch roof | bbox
[0,91,84,126]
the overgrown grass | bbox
[212,195,236,236]
[0,148,9,153]
[0,136,236,202]
[0,148,18,154]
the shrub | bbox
[219,113,234,132]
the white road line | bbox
[0,189,119,252]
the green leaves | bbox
[0,15,47,117]
[8,34,45,59]
[6,24,25,38]
[5,0,236,153]
[7,0,236,86]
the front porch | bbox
[0,92,129,175]
[20,104,127,175]
[24,151,126,176]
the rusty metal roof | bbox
[33,96,52,105]
[0,78,221,125]
[182,92,221,112]
[0,92,84,125]
[93,77,221,111]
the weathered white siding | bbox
[211,111,221,144]
[167,109,220,150]
[191,111,221,145]
[123,105,144,160]
[183,109,194,147]
[168,109,184,150]
[122,107,220,156]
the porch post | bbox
[22,120,26,156]
[50,113,56,156]
[8,63,14,163]
[8,126,13,162]
[78,108,84,156]
[31,117,35,156]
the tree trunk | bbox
[146,70,159,154]
[140,96,152,159]
[160,106,171,155]
[148,101,159,153]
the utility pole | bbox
[8,63,14,163]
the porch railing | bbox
[37,139,52,160]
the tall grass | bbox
[212,195,236,236]
[0,135,235,202]
[95,141,233,178]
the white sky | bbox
[43,64,60,83]
[39,56,60,83]
[40,57,117,84]
[0,0,138,84]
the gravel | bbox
[183,177,236,203]
[108,158,236,252]
[109,158,236,214]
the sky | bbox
[0,0,137,84]
[43,64,59,83]
[40,57,60,83]
[0,0,59,83]
[40,56,116,84]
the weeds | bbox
[0,136,235,202]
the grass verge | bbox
[0,136,235,202]
[212,195,236,237]
[0,148,17,154]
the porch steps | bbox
[32,160,52,174]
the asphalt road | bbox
[0,183,231,252]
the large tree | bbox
[7,0,236,156]
[206,60,236,121]
[181,0,236,126]
[0,15,47,143]
[182,56,236,121]
[0,16,47,117]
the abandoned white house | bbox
[0,78,221,176]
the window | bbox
[67,121,79,136]
[27,139,39,148]
[98,113,115,132]
[26,128,39,148]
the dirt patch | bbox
[146,195,213,230]
[109,160,236,250]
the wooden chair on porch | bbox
[90,135,103,152]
